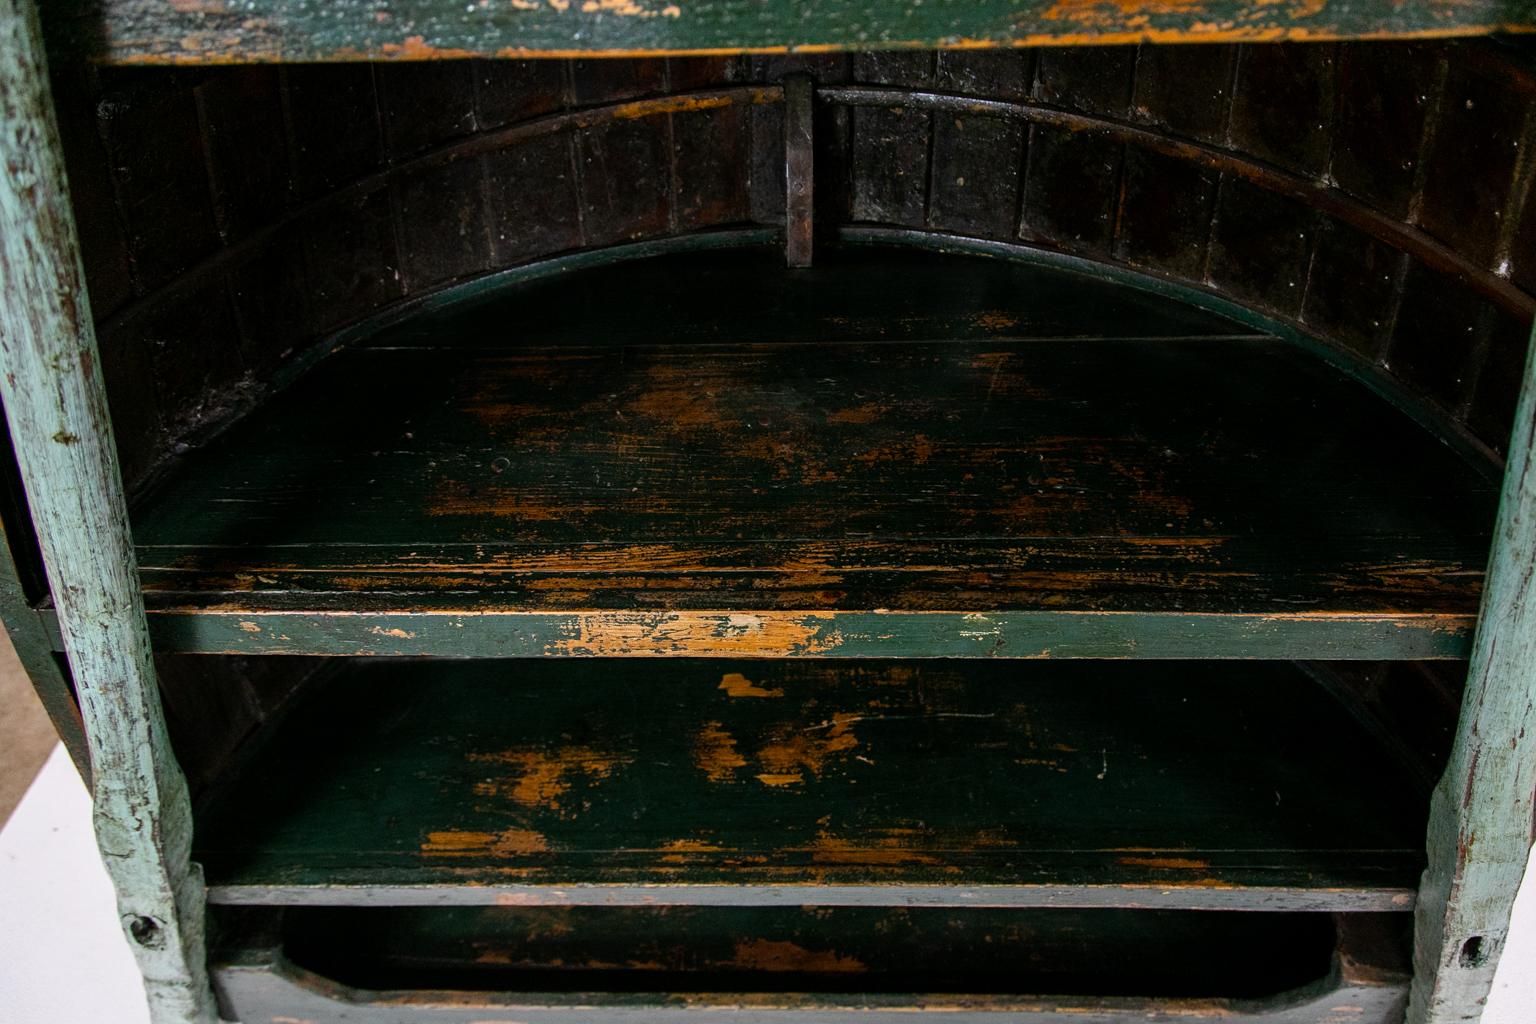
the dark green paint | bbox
[106,248,1493,659]
[102,608,1478,661]
[47,0,1536,64]
[195,659,1426,907]
[259,904,1346,997]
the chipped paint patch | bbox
[801,829,942,866]
[718,671,785,698]
[1118,855,1212,870]
[754,712,859,785]
[692,721,748,782]
[471,746,631,811]
[421,828,551,857]
[545,611,842,656]
[730,938,866,974]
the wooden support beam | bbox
[41,0,1536,64]
[1410,321,1536,1023]
[0,1,215,1021]
[783,74,814,268]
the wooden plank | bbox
[783,74,813,267]
[1409,322,1536,1020]
[245,905,1356,997]
[210,970,1412,1024]
[46,0,1536,64]
[108,248,1494,658]
[196,659,1428,907]
[0,1,214,1021]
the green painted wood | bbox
[112,248,1494,658]
[0,2,214,1021]
[1409,326,1536,1020]
[72,607,1473,661]
[250,904,1349,997]
[45,0,1536,64]
[208,908,1410,1023]
[0,511,89,776]
[196,659,1427,908]
[210,967,1412,1024]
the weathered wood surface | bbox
[0,1,213,1021]
[255,905,1347,995]
[109,249,1494,658]
[60,47,1536,500]
[196,659,1426,908]
[208,906,1409,1024]
[1409,321,1536,1022]
[44,0,1536,64]
[783,74,813,267]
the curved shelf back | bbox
[57,43,1536,494]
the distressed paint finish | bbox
[1410,323,1536,1022]
[102,249,1494,659]
[0,1,214,1022]
[194,660,1428,907]
[263,905,1351,995]
[208,907,1409,1024]
[105,607,1475,660]
[46,0,1536,63]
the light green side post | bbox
[0,1,216,1021]
[1410,323,1536,1023]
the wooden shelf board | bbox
[119,248,1495,658]
[197,659,1426,910]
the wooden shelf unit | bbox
[111,248,1495,659]
[3,11,1536,1024]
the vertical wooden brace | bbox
[0,1,216,1022]
[784,74,814,268]
[1410,319,1536,1024]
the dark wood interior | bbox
[12,33,1528,1024]
[194,659,1432,906]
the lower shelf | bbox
[194,659,1428,910]
[210,906,1410,1023]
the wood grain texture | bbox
[1409,318,1536,1022]
[205,905,1401,1014]
[196,659,1426,907]
[47,0,1536,64]
[269,906,1344,997]
[783,74,813,267]
[111,247,1494,658]
[0,1,214,1021]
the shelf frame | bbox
[43,0,1536,64]
[0,0,214,1020]
[1,5,1535,1023]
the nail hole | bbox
[128,915,163,949]
[1459,935,1486,968]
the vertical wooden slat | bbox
[783,74,813,268]
[1410,318,1536,1024]
[0,1,214,1021]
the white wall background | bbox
[1,744,1532,1023]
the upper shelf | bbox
[109,246,1494,659]
[48,0,1536,63]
